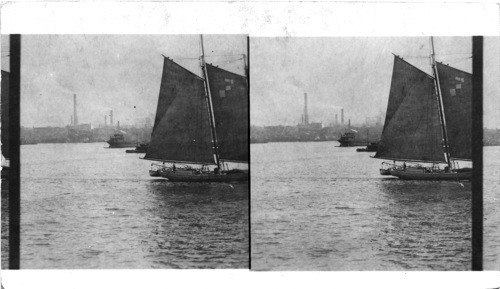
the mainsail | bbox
[144,57,215,164]
[374,56,446,163]
[206,64,249,162]
[436,62,472,160]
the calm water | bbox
[3,142,248,269]
[251,141,473,270]
[484,146,500,270]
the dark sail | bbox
[206,64,249,162]
[436,62,472,160]
[144,57,215,164]
[1,70,9,158]
[375,56,446,163]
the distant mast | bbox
[200,35,221,170]
[430,36,451,168]
[304,93,309,125]
[73,94,78,126]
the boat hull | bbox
[338,140,367,147]
[159,170,249,183]
[357,148,377,152]
[390,168,472,181]
[107,142,136,148]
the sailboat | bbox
[144,36,249,183]
[374,37,472,181]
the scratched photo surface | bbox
[250,36,500,270]
[1,34,249,269]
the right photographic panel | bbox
[250,37,499,270]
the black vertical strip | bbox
[471,36,483,271]
[247,35,251,270]
[9,34,21,269]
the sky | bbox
[1,35,247,128]
[250,37,500,128]
[1,36,499,128]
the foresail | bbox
[206,64,249,162]
[144,57,215,164]
[436,62,472,160]
[374,56,446,163]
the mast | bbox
[200,35,221,170]
[430,36,452,168]
[243,53,248,79]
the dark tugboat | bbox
[356,142,379,152]
[106,131,136,148]
[126,143,149,153]
[338,130,367,147]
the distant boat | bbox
[374,37,472,180]
[338,130,366,147]
[356,128,379,152]
[126,143,149,153]
[106,132,136,148]
[356,142,378,152]
[144,36,249,182]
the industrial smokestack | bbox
[110,110,114,126]
[335,114,338,125]
[118,121,120,129]
[348,119,351,130]
[104,115,107,127]
[304,93,309,125]
[73,94,78,126]
[341,108,344,125]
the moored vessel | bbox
[338,131,367,147]
[106,132,136,148]
[126,143,149,153]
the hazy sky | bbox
[1,35,247,127]
[251,37,500,128]
[1,35,498,128]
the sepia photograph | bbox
[1,34,249,269]
[250,36,499,270]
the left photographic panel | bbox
[1,34,249,269]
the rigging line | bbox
[399,55,429,59]
[216,59,244,65]
[175,57,201,60]
[435,52,472,55]
[440,56,472,63]
[205,54,244,57]
[399,53,472,59]
[175,56,244,62]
